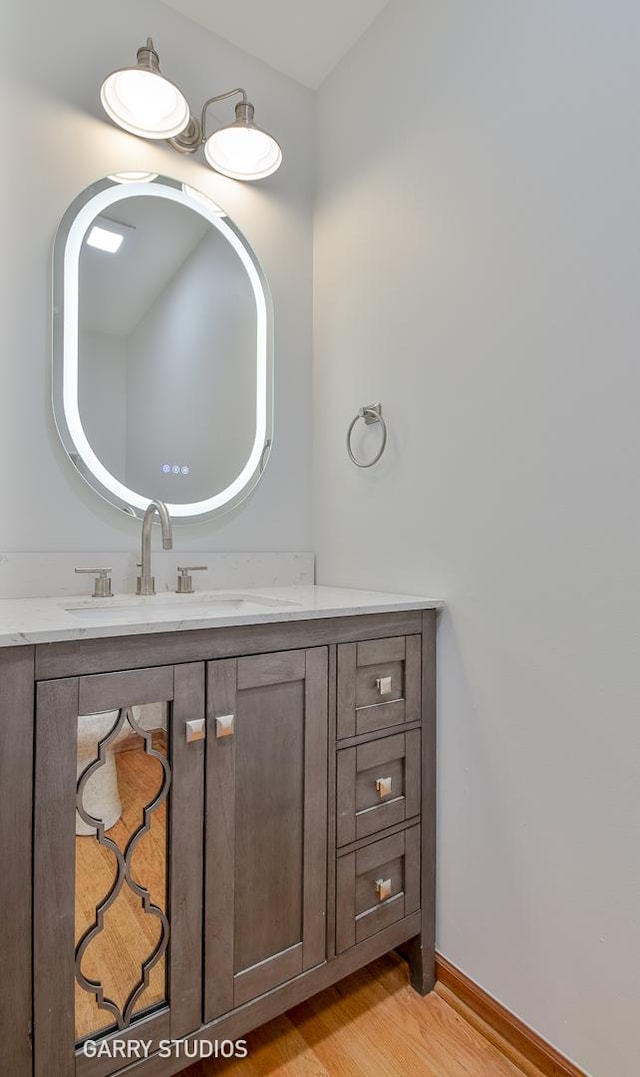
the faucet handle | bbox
[75,568,113,599]
[176,566,208,594]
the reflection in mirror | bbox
[74,704,169,1044]
[53,176,273,521]
[78,198,256,503]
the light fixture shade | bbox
[204,102,282,181]
[100,39,190,140]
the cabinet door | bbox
[205,648,328,1020]
[34,664,205,1077]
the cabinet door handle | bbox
[215,714,235,738]
[185,718,206,743]
[376,676,393,696]
[376,878,392,902]
[375,776,393,798]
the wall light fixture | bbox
[100,38,282,182]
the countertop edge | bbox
[0,591,443,648]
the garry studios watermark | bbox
[82,1037,249,1061]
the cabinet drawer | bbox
[336,826,421,953]
[337,636,421,739]
[337,730,421,846]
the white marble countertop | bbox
[0,585,442,647]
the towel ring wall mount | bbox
[346,403,387,468]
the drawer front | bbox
[337,635,421,739]
[336,825,421,953]
[337,730,421,846]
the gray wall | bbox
[313,2,640,1075]
[1,0,313,550]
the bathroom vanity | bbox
[0,586,438,1077]
[0,164,441,1077]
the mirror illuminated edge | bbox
[52,172,274,524]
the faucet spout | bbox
[154,499,173,550]
[137,500,173,596]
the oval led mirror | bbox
[52,174,273,522]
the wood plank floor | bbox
[183,952,541,1077]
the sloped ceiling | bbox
[161,0,390,88]
[80,198,209,336]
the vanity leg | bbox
[403,933,436,996]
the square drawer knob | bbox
[215,714,235,738]
[376,878,392,902]
[375,776,393,799]
[185,718,206,743]
[376,675,393,696]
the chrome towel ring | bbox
[347,403,387,468]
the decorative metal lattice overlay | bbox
[75,706,171,1037]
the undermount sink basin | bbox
[64,593,299,620]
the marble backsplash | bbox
[0,551,315,600]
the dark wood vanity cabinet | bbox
[0,609,435,1077]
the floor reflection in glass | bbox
[74,707,169,1043]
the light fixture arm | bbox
[201,89,249,141]
[169,88,250,155]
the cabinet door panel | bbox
[34,664,205,1077]
[205,648,328,1020]
[234,678,305,970]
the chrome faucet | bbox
[136,500,173,596]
